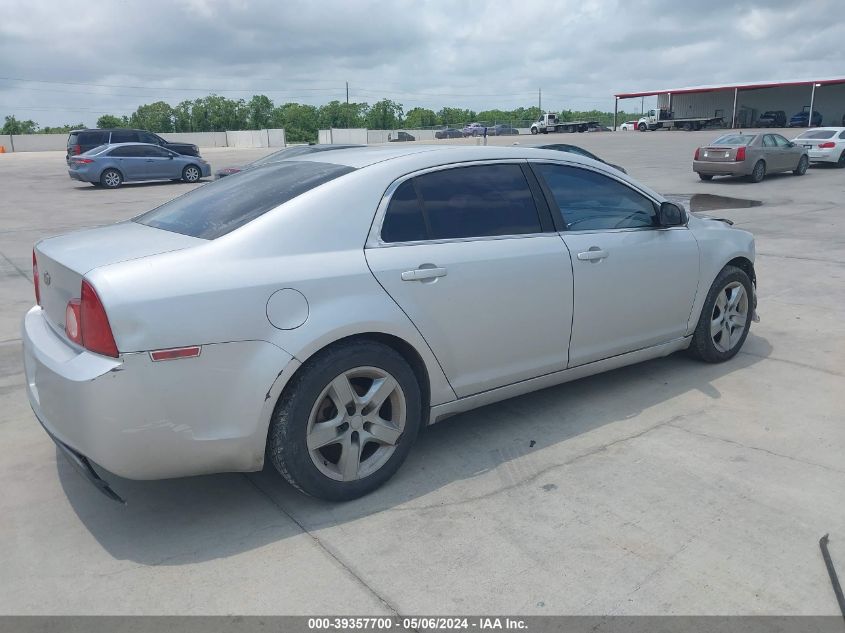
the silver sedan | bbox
[24,145,757,501]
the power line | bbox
[0,76,342,94]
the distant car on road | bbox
[462,123,486,137]
[788,107,822,127]
[791,127,845,166]
[490,124,519,136]
[693,132,808,182]
[66,129,199,163]
[389,132,415,142]
[618,121,639,131]
[68,143,210,188]
[435,127,463,139]
[215,144,363,179]
[756,110,786,127]
[534,143,626,173]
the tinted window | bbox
[772,135,791,148]
[78,131,108,146]
[141,145,173,157]
[82,144,109,156]
[139,131,160,144]
[381,180,427,243]
[110,130,139,143]
[135,161,355,239]
[712,134,756,145]
[411,164,541,240]
[109,145,144,157]
[762,135,776,147]
[534,164,657,231]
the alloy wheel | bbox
[710,281,748,353]
[306,367,406,482]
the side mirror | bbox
[658,201,687,227]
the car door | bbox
[108,145,147,180]
[140,145,178,179]
[761,134,784,170]
[365,162,574,398]
[772,133,801,169]
[532,162,700,367]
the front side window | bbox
[139,132,160,144]
[141,145,173,157]
[762,135,776,147]
[533,163,657,231]
[772,135,791,148]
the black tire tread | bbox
[688,265,752,363]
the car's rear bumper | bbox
[22,306,294,484]
[67,170,95,183]
[693,160,749,176]
[806,149,840,163]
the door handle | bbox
[577,249,609,261]
[401,267,447,281]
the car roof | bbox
[796,126,845,132]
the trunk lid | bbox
[35,222,204,340]
[700,146,741,162]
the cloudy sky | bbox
[1,0,843,127]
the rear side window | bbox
[76,131,108,146]
[109,146,144,157]
[534,163,657,231]
[381,180,427,243]
[135,161,355,239]
[110,130,139,143]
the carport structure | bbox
[613,77,845,130]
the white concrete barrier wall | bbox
[226,129,268,148]
[160,132,228,147]
[8,133,67,152]
[329,128,368,145]
[318,129,332,144]
[0,135,11,151]
[267,128,286,147]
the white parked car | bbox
[619,121,639,131]
[24,145,758,502]
[791,127,845,166]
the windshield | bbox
[711,134,756,145]
[796,130,836,139]
[134,161,355,239]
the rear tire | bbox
[793,155,808,175]
[698,173,713,181]
[182,165,201,183]
[688,266,753,363]
[100,168,122,189]
[267,340,422,501]
[748,160,766,183]
[837,151,845,168]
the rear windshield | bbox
[134,161,355,239]
[82,144,110,155]
[796,130,836,139]
[711,134,756,145]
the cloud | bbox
[1,0,843,126]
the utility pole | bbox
[346,81,349,105]
[539,88,542,114]
[346,81,349,128]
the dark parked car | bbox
[534,143,626,174]
[757,110,786,127]
[67,143,210,188]
[435,127,463,139]
[66,129,199,163]
[389,132,415,142]
[788,107,823,127]
[490,124,519,136]
[215,144,363,178]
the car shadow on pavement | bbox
[59,334,773,566]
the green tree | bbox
[271,102,319,143]
[437,107,476,127]
[173,100,194,132]
[129,101,175,132]
[318,100,367,128]
[403,107,437,129]
[41,122,86,134]
[365,99,403,130]
[246,94,274,129]
[2,115,38,134]
[96,114,129,129]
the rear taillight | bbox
[73,144,81,155]
[65,299,82,344]
[73,157,94,164]
[694,148,700,160]
[64,281,118,357]
[735,146,746,161]
[819,141,835,149]
[32,249,40,306]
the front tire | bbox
[267,340,422,501]
[100,168,123,189]
[688,266,753,363]
[793,155,808,175]
[182,164,201,183]
[638,123,647,131]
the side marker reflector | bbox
[150,346,202,362]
